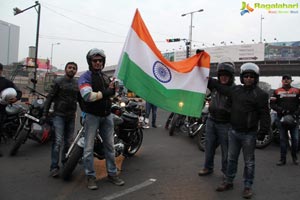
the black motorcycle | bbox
[61,103,143,180]
[0,104,26,142]
[9,86,52,156]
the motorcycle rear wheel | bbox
[10,129,28,156]
[61,144,83,180]
[123,129,143,157]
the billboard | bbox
[25,57,50,71]
[265,41,300,61]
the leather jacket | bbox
[43,76,79,118]
[208,78,270,133]
[270,86,300,118]
[207,82,234,123]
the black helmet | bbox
[280,114,297,127]
[240,62,260,85]
[217,62,235,85]
[86,48,106,69]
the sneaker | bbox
[198,168,213,176]
[276,160,286,166]
[87,176,98,190]
[143,125,150,129]
[216,182,233,192]
[152,125,157,128]
[242,187,253,199]
[50,168,59,178]
[107,175,125,186]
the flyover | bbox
[103,60,300,77]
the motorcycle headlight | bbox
[120,102,126,107]
[31,108,40,117]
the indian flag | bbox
[116,9,210,117]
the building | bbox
[0,20,20,65]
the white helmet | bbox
[0,87,17,105]
[240,63,260,85]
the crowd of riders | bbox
[197,58,300,199]
[1,48,299,198]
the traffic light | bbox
[166,38,181,42]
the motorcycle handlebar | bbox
[25,86,47,98]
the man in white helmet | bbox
[78,48,124,190]
[208,62,270,199]
[0,63,22,156]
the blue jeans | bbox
[277,118,299,160]
[146,102,157,126]
[83,113,117,177]
[51,115,75,170]
[203,117,230,174]
[225,129,256,189]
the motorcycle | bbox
[166,99,209,151]
[268,111,300,150]
[61,102,143,180]
[9,86,52,156]
[0,104,26,142]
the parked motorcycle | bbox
[61,102,143,180]
[195,101,209,151]
[9,86,52,156]
[0,104,26,142]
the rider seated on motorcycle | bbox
[0,63,22,156]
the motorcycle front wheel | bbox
[256,129,273,149]
[123,129,143,157]
[10,129,28,156]
[169,114,180,136]
[196,124,206,152]
[61,144,83,180]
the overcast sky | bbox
[1,0,299,71]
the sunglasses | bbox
[243,74,255,79]
[282,77,291,80]
[92,59,104,63]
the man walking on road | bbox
[43,62,80,177]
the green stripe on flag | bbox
[118,53,206,117]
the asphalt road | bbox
[1,108,300,200]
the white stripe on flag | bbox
[124,29,209,93]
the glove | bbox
[257,130,266,141]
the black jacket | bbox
[207,82,234,123]
[208,78,270,133]
[78,71,114,117]
[43,76,79,118]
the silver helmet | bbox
[240,62,260,84]
[86,48,106,69]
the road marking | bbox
[101,178,157,200]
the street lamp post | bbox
[260,14,264,43]
[50,42,60,72]
[181,9,204,58]
[14,1,41,90]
